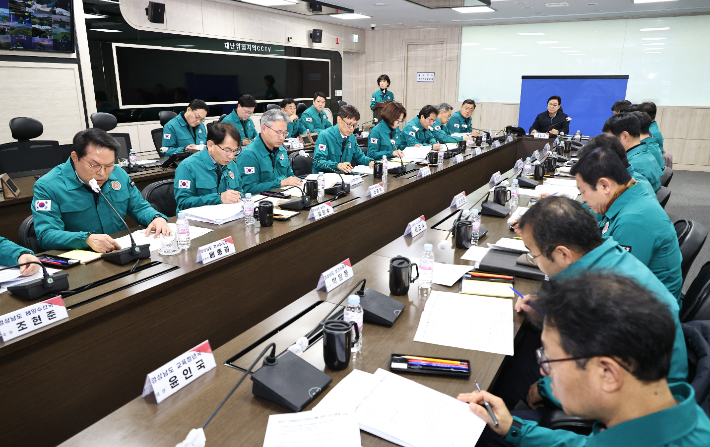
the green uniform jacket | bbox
[504,383,710,447]
[536,237,687,408]
[649,121,664,151]
[600,182,683,301]
[402,117,436,147]
[32,158,166,251]
[0,237,32,267]
[584,165,655,222]
[446,110,473,134]
[174,149,244,213]
[161,112,207,157]
[628,143,662,191]
[366,120,407,160]
[429,118,462,144]
[235,136,295,195]
[221,110,258,145]
[301,105,332,133]
[312,125,372,174]
[287,118,307,139]
[641,137,665,170]
[370,89,394,120]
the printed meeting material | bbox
[0,267,60,294]
[182,203,245,225]
[114,224,213,252]
[263,411,361,447]
[315,368,486,447]
[414,291,514,355]
[488,238,529,254]
[410,258,474,287]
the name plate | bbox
[417,166,431,178]
[531,150,540,160]
[491,140,501,149]
[506,135,515,143]
[454,154,464,164]
[534,132,550,139]
[142,340,216,404]
[350,176,364,187]
[450,191,467,209]
[404,215,427,237]
[308,202,334,220]
[316,259,354,292]
[0,296,68,342]
[366,182,385,198]
[474,147,482,156]
[288,138,304,150]
[196,236,235,265]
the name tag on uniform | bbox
[308,202,334,220]
[450,191,467,209]
[417,166,431,178]
[366,182,385,198]
[142,340,216,404]
[195,237,235,264]
[316,259,354,293]
[0,296,68,342]
[404,215,427,237]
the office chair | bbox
[337,100,347,108]
[289,151,313,177]
[680,320,710,416]
[159,111,177,127]
[90,112,118,131]
[142,179,177,218]
[681,262,710,323]
[0,117,62,177]
[656,186,671,208]
[219,114,227,122]
[296,103,307,117]
[266,104,280,111]
[661,167,673,187]
[676,220,709,282]
[18,215,41,252]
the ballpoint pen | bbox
[509,286,546,317]
[475,380,499,427]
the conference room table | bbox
[0,136,552,447]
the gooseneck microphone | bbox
[1,261,69,300]
[298,150,350,197]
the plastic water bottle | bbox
[438,150,444,167]
[343,295,364,355]
[317,172,325,201]
[510,179,519,210]
[382,156,388,180]
[523,157,532,176]
[481,131,487,146]
[176,212,190,249]
[470,209,481,246]
[574,130,582,141]
[129,148,137,166]
[419,243,434,291]
[244,193,255,226]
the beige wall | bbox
[657,106,710,170]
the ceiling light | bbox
[642,37,666,40]
[640,27,670,31]
[518,32,545,35]
[330,13,372,19]
[241,0,298,6]
[83,13,108,19]
[452,6,495,13]
[536,41,559,44]
[90,28,122,32]
[634,0,678,3]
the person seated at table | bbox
[571,147,682,301]
[161,99,208,156]
[626,106,665,170]
[280,98,307,139]
[446,99,479,136]
[235,109,302,195]
[301,92,332,133]
[312,105,374,174]
[33,128,170,253]
[529,96,569,135]
[402,105,442,151]
[641,101,664,151]
[367,101,407,161]
[461,272,709,447]
[0,237,41,276]
[174,122,244,213]
[602,113,662,191]
[221,94,258,146]
[430,103,471,144]
[370,74,395,123]
[611,99,631,114]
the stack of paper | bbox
[544,178,578,188]
[0,267,60,294]
[460,246,490,263]
[304,173,357,189]
[61,250,102,264]
[410,258,474,287]
[183,203,244,225]
[414,291,514,355]
[451,133,468,138]
[281,186,304,197]
[351,165,374,175]
[488,238,528,253]
[461,280,515,298]
[507,206,528,225]
[113,224,213,252]
[516,184,579,200]
[402,146,432,160]
[263,411,360,447]
[315,368,486,447]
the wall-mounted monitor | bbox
[0,0,73,52]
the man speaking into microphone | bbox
[32,128,170,253]
[312,105,374,174]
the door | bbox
[405,43,445,126]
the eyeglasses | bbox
[342,121,358,129]
[216,143,240,156]
[84,160,114,174]
[266,125,289,138]
[239,109,254,116]
[526,251,542,264]
[536,347,631,376]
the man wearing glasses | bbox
[162,99,209,156]
[222,94,258,146]
[32,129,170,253]
[174,122,244,213]
[236,109,302,195]
[312,105,374,174]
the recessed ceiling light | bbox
[640,27,670,31]
[330,13,372,19]
[452,6,495,13]
[537,41,559,44]
[90,28,122,32]
[587,2,597,5]
[634,0,678,3]
[518,32,545,35]
[84,13,108,19]
[241,0,298,6]
[522,6,534,9]
[642,37,666,40]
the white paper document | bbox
[488,238,529,254]
[114,224,213,252]
[544,178,578,188]
[263,411,361,447]
[507,206,529,225]
[351,165,374,175]
[182,203,244,225]
[402,146,432,160]
[410,258,473,287]
[414,291,514,356]
[0,267,60,294]
[461,246,490,263]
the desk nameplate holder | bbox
[0,296,68,342]
[404,215,427,238]
[450,191,467,209]
[316,258,354,293]
[308,202,333,221]
[417,166,431,179]
[1,173,21,199]
[349,176,364,187]
[195,237,235,265]
[365,183,385,198]
[534,132,550,139]
[452,154,464,165]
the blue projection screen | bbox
[518,76,628,136]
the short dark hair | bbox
[73,128,120,158]
[580,134,629,167]
[602,112,641,138]
[538,273,676,382]
[264,75,275,86]
[337,105,360,121]
[418,105,438,119]
[377,74,391,87]
[571,146,632,189]
[611,100,631,113]
[188,99,208,112]
[207,122,241,146]
[640,102,657,120]
[630,111,652,134]
[548,95,561,105]
[238,94,257,108]
[280,98,296,108]
[313,92,327,101]
[518,196,602,260]
[380,102,407,127]
[462,99,476,108]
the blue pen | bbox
[509,286,546,316]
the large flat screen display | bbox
[0,0,73,52]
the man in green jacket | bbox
[366,101,407,160]
[235,109,302,195]
[0,237,40,276]
[174,122,243,213]
[161,99,208,156]
[313,105,374,174]
[430,103,473,144]
[301,92,332,133]
[221,94,258,147]
[33,129,170,252]
[280,98,307,139]
[402,105,441,150]
[626,108,665,169]
[446,99,479,136]
[603,113,662,191]
[641,101,664,151]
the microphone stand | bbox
[1,261,69,300]
[302,151,351,196]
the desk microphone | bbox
[298,150,350,197]
[1,261,69,300]
[88,178,151,266]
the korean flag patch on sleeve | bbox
[409,131,416,136]
[305,117,312,122]
[244,167,256,174]
[370,137,378,144]
[371,97,376,102]
[178,180,191,189]
[318,144,327,151]
[454,124,460,128]
[164,133,171,140]
[35,200,51,211]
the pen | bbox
[40,260,64,266]
[509,286,546,316]
[407,365,468,373]
[407,360,469,369]
[399,355,467,365]
[476,380,499,427]
[466,272,514,280]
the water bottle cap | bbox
[424,243,433,251]
[318,172,323,175]
[471,209,480,216]
[245,193,252,198]
[348,295,360,305]
[178,212,185,218]
[513,179,518,185]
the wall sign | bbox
[417,72,435,83]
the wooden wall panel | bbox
[657,106,710,169]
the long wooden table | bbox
[0,137,550,446]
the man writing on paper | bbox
[430,103,471,144]
[174,122,244,213]
[366,101,407,161]
[460,272,710,446]
[529,96,569,135]
[161,99,209,156]
[401,105,442,151]
[0,237,41,276]
[312,105,374,174]
[446,99,479,136]
[280,98,307,139]
[222,94,258,146]
[33,129,170,252]
[236,109,302,195]
[301,92,333,133]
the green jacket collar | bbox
[251,136,282,158]
[197,146,220,170]
[177,111,190,129]
[603,182,643,221]
[554,238,620,281]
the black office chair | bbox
[539,411,594,436]
[656,186,671,208]
[219,114,227,122]
[142,179,177,218]
[90,112,118,131]
[0,117,62,177]
[289,151,313,177]
[681,262,710,323]
[266,104,280,111]
[676,220,709,282]
[296,103,307,117]
[18,215,41,252]
[661,167,673,187]
[681,320,710,416]
[151,128,164,157]
[159,111,177,127]
[337,100,347,108]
